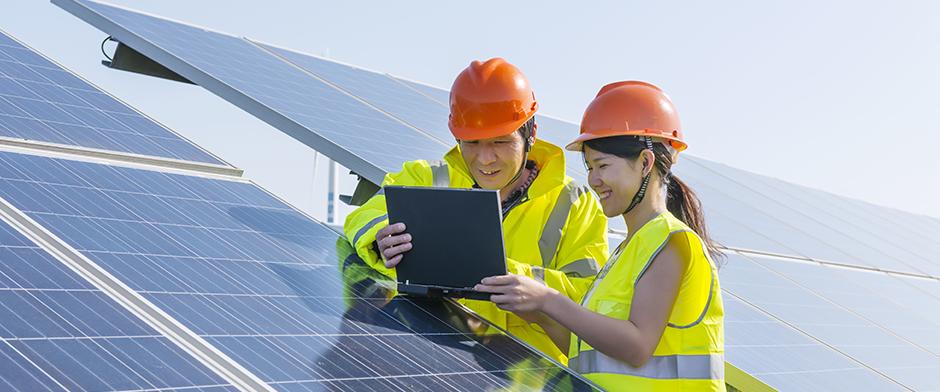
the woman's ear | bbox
[641,149,656,176]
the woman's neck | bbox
[622,192,667,243]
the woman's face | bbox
[583,145,648,217]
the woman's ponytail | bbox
[665,173,720,259]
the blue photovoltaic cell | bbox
[392,77,450,107]
[720,252,940,390]
[0,30,224,165]
[678,158,882,265]
[59,0,449,184]
[723,294,900,391]
[260,44,454,146]
[681,157,940,276]
[0,217,232,391]
[0,149,596,391]
[754,257,940,355]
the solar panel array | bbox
[0,26,599,392]
[35,0,940,390]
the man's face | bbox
[459,131,527,190]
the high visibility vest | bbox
[343,139,610,363]
[569,212,725,391]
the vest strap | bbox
[538,183,585,267]
[570,350,724,380]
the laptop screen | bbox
[384,186,508,289]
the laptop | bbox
[384,185,508,301]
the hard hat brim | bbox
[449,112,536,141]
[565,129,688,152]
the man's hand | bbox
[375,222,412,268]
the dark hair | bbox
[583,135,721,259]
[519,117,536,151]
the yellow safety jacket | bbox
[343,139,609,363]
[570,212,725,391]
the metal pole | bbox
[327,159,339,224]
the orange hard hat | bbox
[448,58,538,141]
[565,81,686,152]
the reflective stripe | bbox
[429,161,449,187]
[569,350,724,380]
[352,213,388,247]
[538,183,585,267]
[532,266,545,284]
[558,258,600,278]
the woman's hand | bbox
[475,274,559,313]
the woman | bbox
[475,81,725,391]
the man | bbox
[343,57,608,363]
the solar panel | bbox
[54,0,449,185]
[0,30,225,166]
[757,257,940,354]
[0,216,234,391]
[391,77,450,107]
[732,162,940,266]
[258,43,454,146]
[681,156,940,276]
[720,252,940,390]
[722,294,901,391]
[0,149,598,391]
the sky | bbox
[3,0,939,222]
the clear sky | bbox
[5,0,939,222]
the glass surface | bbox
[686,156,940,276]
[0,31,223,164]
[263,45,453,146]
[721,252,940,390]
[0,218,230,391]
